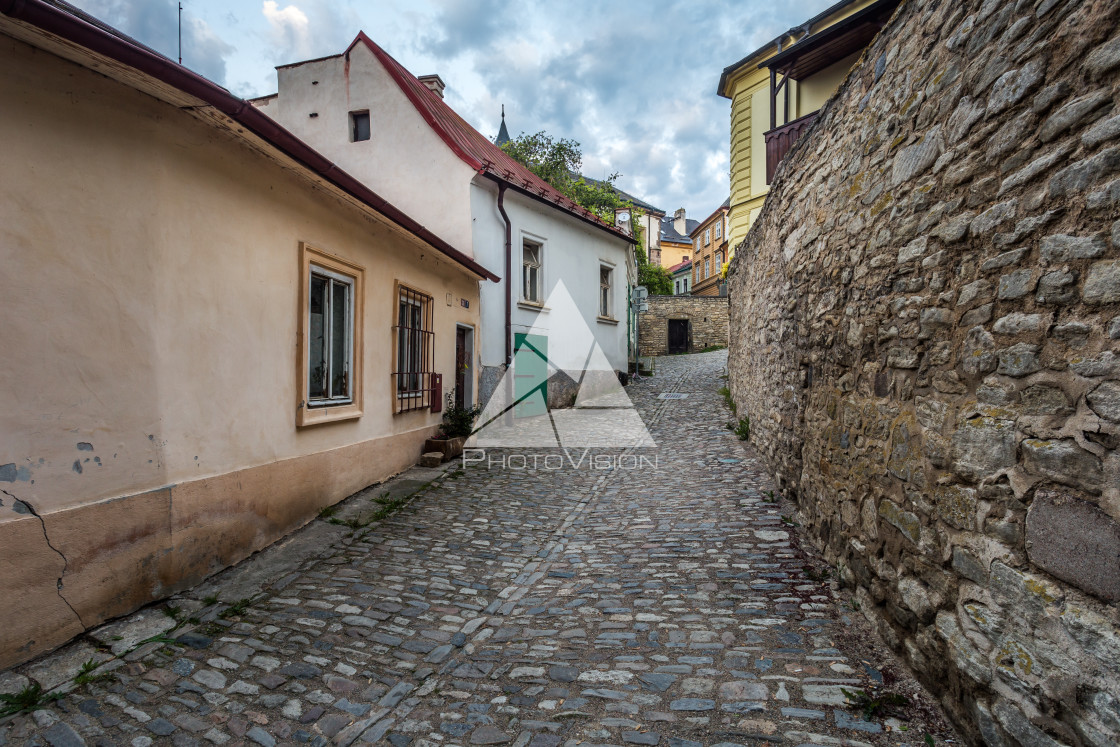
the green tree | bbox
[500,131,627,222]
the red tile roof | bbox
[667,259,692,273]
[351,33,632,244]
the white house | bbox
[253,33,637,408]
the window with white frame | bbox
[716,251,724,268]
[704,228,711,245]
[599,265,613,317]
[522,240,542,303]
[705,257,710,279]
[298,243,364,427]
[308,267,354,406]
[715,221,722,239]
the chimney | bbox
[418,74,445,99]
[673,207,687,236]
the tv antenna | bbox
[178,2,182,64]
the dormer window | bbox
[350,110,370,142]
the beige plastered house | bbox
[0,0,498,669]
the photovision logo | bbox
[463,280,657,471]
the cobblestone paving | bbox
[1,351,954,747]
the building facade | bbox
[670,260,692,296]
[659,208,697,270]
[691,199,730,297]
[254,34,636,407]
[717,0,903,251]
[0,3,492,669]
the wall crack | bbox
[1,488,87,629]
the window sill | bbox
[597,316,619,325]
[518,301,549,313]
[298,401,362,427]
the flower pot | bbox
[423,436,465,462]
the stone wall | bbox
[639,296,729,356]
[727,1,1120,745]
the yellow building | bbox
[717,0,902,250]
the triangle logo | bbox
[472,280,656,449]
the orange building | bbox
[691,198,730,296]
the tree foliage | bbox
[500,131,628,223]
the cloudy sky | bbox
[71,0,834,217]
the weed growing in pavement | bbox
[317,505,338,520]
[162,605,182,622]
[733,416,750,441]
[74,659,114,687]
[219,596,260,619]
[762,490,778,503]
[0,683,62,717]
[780,514,800,526]
[718,386,736,415]
[202,593,219,606]
[842,686,910,721]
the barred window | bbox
[393,284,434,413]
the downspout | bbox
[497,183,513,367]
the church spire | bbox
[495,105,510,147]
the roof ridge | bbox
[351,32,631,242]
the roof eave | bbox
[0,0,499,283]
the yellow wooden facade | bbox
[718,0,886,252]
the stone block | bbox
[958,279,994,307]
[1039,91,1113,143]
[960,326,998,376]
[1049,146,1120,198]
[981,248,1028,272]
[993,312,1045,335]
[1036,270,1077,305]
[934,484,978,530]
[1086,381,1120,422]
[1110,315,1120,339]
[996,343,1041,377]
[1083,260,1120,304]
[1028,488,1120,602]
[993,702,1065,747]
[952,546,988,585]
[1070,351,1119,377]
[1039,233,1107,262]
[419,452,444,468]
[951,415,1016,481]
[935,611,991,684]
[1021,438,1103,491]
[878,499,921,545]
[961,303,993,326]
[971,199,1018,236]
[997,269,1037,300]
[1021,385,1073,416]
[919,307,952,338]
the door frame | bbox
[455,323,475,409]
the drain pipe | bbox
[497,183,513,367]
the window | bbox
[705,257,711,279]
[716,251,724,268]
[715,221,722,239]
[350,110,370,142]
[393,283,434,413]
[599,265,613,318]
[298,243,364,427]
[523,240,542,303]
[704,228,711,245]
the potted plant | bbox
[424,391,481,462]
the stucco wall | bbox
[255,43,478,254]
[639,297,729,357]
[728,1,1120,744]
[0,34,480,668]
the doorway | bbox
[668,319,689,354]
[455,325,474,409]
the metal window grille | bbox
[393,285,434,412]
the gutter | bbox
[0,0,499,283]
[496,184,513,367]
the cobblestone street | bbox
[1,351,955,747]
